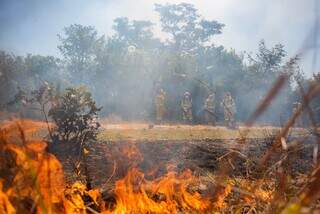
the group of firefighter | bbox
[155,88,236,128]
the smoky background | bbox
[0,0,319,126]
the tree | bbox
[24,54,62,86]
[240,41,296,124]
[112,17,161,50]
[155,3,224,53]
[58,24,105,84]
[0,2,308,126]
[0,51,18,107]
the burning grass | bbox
[0,120,320,213]
[0,121,227,213]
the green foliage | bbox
[112,17,161,50]
[48,87,101,144]
[155,3,224,52]
[25,54,60,77]
[0,51,23,107]
[1,2,314,125]
[0,51,62,110]
[255,40,286,73]
[58,24,105,83]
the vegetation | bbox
[1,2,320,213]
[0,119,319,213]
[48,86,101,145]
[97,124,304,141]
[0,3,315,125]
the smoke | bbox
[0,0,319,125]
[0,0,318,75]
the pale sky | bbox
[0,0,319,75]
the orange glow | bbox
[0,120,276,213]
[102,168,212,214]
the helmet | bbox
[184,92,191,97]
[127,45,136,53]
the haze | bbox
[0,0,319,75]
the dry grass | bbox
[98,122,309,141]
[0,119,51,141]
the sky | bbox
[0,0,319,75]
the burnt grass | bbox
[50,135,314,188]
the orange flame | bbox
[103,168,211,213]
[1,120,266,213]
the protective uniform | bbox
[204,93,215,125]
[221,92,236,128]
[155,88,166,124]
[181,92,193,123]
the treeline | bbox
[0,3,318,125]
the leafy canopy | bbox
[155,3,224,53]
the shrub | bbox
[48,86,101,145]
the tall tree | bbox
[155,3,224,53]
[241,41,296,124]
[24,54,61,85]
[58,24,105,84]
[0,51,19,106]
[112,17,161,50]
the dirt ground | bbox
[49,122,315,189]
[0,119,314,189]
[1,119,317,212]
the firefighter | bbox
[204,93,216,125]
[221,92,236,128]
[181,91,193,123]
[155,88,166,124]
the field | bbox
[98,121,309,141]
[1,119,319,213]
[51,121,316,213]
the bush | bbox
[48,86,101,145]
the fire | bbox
[212,184,232,209]
[0,182,15,214]
[104,168,211,214]
[0,120,275,213]
[0,122,65,213]
[101,143,216,213]
[1,120,221,214]
[120,142,143,164]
